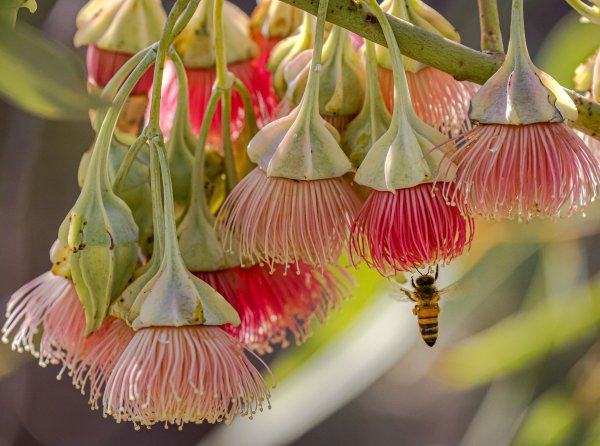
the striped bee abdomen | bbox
[416,305,439,347]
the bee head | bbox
[415,275,435,287]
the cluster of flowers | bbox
[3,0,600,430]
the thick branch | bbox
[477,0,504,53]
[279,0,600,136]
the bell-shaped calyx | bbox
[268,11,314,97]
[175,0,257,68]
[250,0,304,39]
[74,0,166,54]
[58,136,139,335]
[285,25,365,118]
[112,142,239,329]
[341,40,391,168]
[469,0,578,125]
[356,0,454,191]
[79,135,154,257]
[354,105,453,191]
[377,0,460,73]
[248,99,352,180]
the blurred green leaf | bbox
[582,417,600,446]
[514,389,579,446]
[535,11,600,88]
[439,276,600,387]
[0,22,104,120]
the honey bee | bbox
[392,266,452,347]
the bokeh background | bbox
[0,1,599,445]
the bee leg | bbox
[412,305,418,316]
[411,276,416,288]
[434,265,439,281]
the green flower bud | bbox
[59,138,139,335]
[79,136,153,256]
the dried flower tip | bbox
[102,326,271,428]
[217,168,362,269]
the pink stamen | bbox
[434,123,600,221]
[217,168,362,270]
[349,184,474,276]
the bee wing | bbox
[386,283,415,302]
[437,281,462,300]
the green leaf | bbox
[535,11,600,89]
[0,22,105,120]
[439,276,600,387]
[513,389,579,446]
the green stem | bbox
[92,45,156,131]
[234,79,259,134]
[221,89,237,191]
[565,0,600,22]
[507,0,531,64]
[112,135,146,192]
[477,0,504,53]
[190,90,221,219]
[278,0,600,135]
[297,0,329,122]
[149,142,165,259]
[212,0,236,190]
[364,0,412,122]
[88,51,156,190]
[169,49,194,139]
[213,0,230,87]
[147,0,198,135]
[155,142,182,260]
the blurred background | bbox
[0,1,599,445]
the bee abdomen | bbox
[417,311,439,347]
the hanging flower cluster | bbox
[3,0,600,429]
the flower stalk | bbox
[477,0,504,53]
[278,0,600,135]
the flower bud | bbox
[268,12,314,98]
[79,136,153,256]
[281,26,365,132]
[250,0,304,40]
[59,141,139,334]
